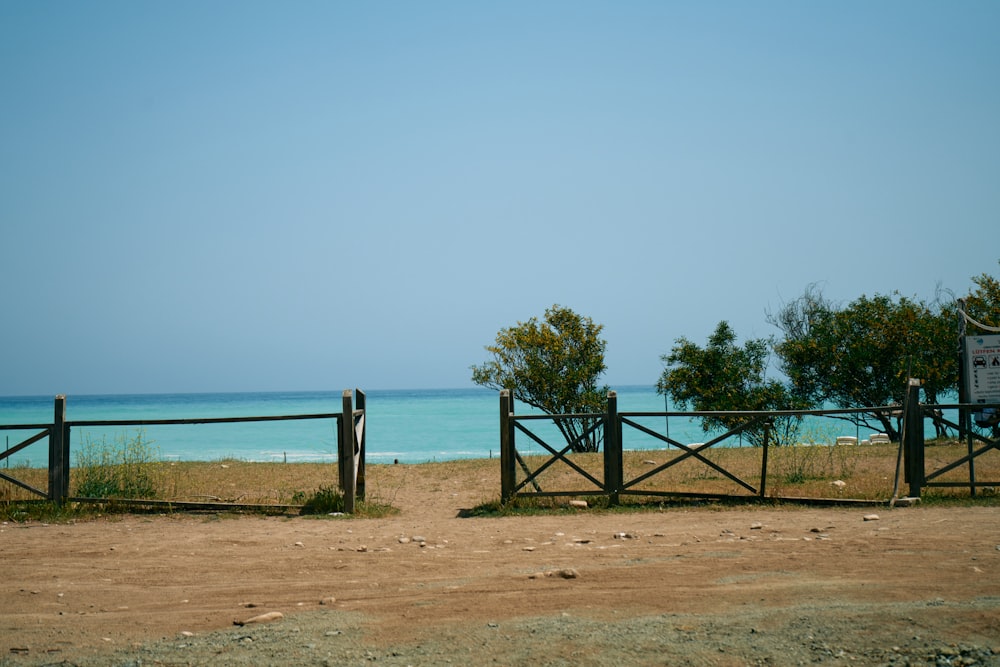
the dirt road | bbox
[3,471,1000,666]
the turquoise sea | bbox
[0,386,904,468]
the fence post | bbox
[355,389,366,502]
[604,391,621,505]
[340,390,356,513]
[759,418,772,499]
[903,378,925,499]
[957,300,968,441]
[500,390,514,503]
[48,395,67,503]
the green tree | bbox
[657,321,800,447]
[962,261,1000,332]
[770,287,956,440]
[471,305,609,453]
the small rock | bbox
[180,631,194,637]
[643,460,657,465]
[411,535,427,544]
[398,536,411,544]
[547,568,579,579]
[320,597,336,605]
[235,611,284,626]
[831,480,847,489]
[863,514,880,522]
[750,522,763,530]
[568,500,588,509]
[523,546,536,552]
[356,545,368,552]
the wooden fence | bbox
[499,385,1000,504]
[0,389,367,512]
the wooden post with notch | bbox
[500,390,514,503]
[759,418,772,499]
[604,391,621,504]
[354,389,366,502]
[48,395,67,503]
[903,378,925,499]
[340,390,356,513]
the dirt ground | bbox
[3,467,1000,666]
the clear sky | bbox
[2,1,998,396]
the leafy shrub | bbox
[297,485,345,514]
[75,430,161,499]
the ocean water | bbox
[0,386,904,468]
[0,387,687,466]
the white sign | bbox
[965,334,1000,403]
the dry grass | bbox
[512,440,1000,502]
[1,440,998,511]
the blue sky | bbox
[2,1,998,396]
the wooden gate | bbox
[0,395,66,500]
[499,390,776,503]
[0,391,366,511]
[618,409,773,501]
[500,390,911,504]
[0,425,53,499]
[502,384,1000,505]
[901,381,1000,497]
[499,388,610,503]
